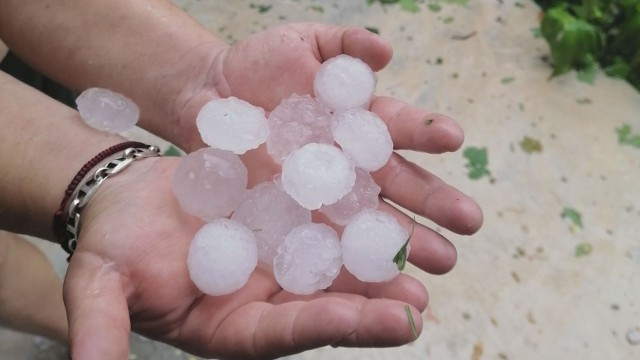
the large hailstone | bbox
[187,219,258,296]
[266,94,334,164]
[231,180,312,265]
[281,143,356,210]
[196,97,269,154]
[341,210,410,282]
[332,109,393,171]
[76,87,140,133]
[319,168,381,226]
[273,223,342,295]
[314,54,377,111]
[172,147,247,221]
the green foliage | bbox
[535,0,640,91]
[463,147,491,180]
[162,145,184,157]
[561,207,583,228]
[616,123,640,148]
[393,217,416,271]
[575,242,593,257]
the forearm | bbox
[0,70,125,240]
[0,0,227,149]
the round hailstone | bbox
[319,168,381,226]
[196,97,269,154]
[281,143,356,210]
[314,54,377,111]
[76,87,140,133]
[231,180,312,265]
[172,147,247,221]
[332,109,393,171]
[187,219,258,296]
[273,223,342,295]
[341,210,410,282]
[266,94,334,164]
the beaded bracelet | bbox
[53,142,161,258]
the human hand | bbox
[175,23,483,274]
[65,156,429,359]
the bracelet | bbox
[53,142,161,258]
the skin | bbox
[0,1,483,358]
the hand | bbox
[176,23,483,273]
[66,156,428,359]
[64,23,483,359]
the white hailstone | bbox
[314,54,377,111]
[172,147,247,221]
[627,328,640,345]
[319,168,381,226]
[266,94,334,164]
[231,180,312,265]
[273,223,342,295]
[76,87,139,133]
[341,210,409,282]
[332,109,393,171]
[187,219,258,296]
[281,143,356,210]
[196,97,269,154]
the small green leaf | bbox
[520,136,543,153]
[575,243,593,257]
[576,59,598,84]
[399,0,420,12]
[501,76,516,84]
[365,26,380,35]
[443,16,455,24]
[249,4,272,13]
[393,217,416,271]
[163,145,183,157]
[561,207,583,228]
[307,5,324,13]
[428,3,442,12]
[463,147,491,180]
[405,305,419,339]
[616,124,640,149]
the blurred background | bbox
[1,1,639,359]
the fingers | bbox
[212,297,421,360]
[378,200,459,274]
[371,96,465,153]
[373,153,483,235]
[312,25,393,71]
[64,253,131,360]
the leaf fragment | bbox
[561,207,583,228]
[393,216,416,271]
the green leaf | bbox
[249,4,272,13]
[365,26,380,34]
[561,207,583,228]
[576,58,598,84]
[393,217,416,271]
[399,0,420,12]
[603,57,631,79]
[463,147,491,180]
[540,7,605,77]
[617,124,640,149]
[501,76,516,84]
[405,305,419,339]
[520,136,543,153]
[163,145,183,157]
[575,242,593,257]
[428,2,442,12]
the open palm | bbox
[64,23,483,360]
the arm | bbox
[0,0,226,149]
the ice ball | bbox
[76,87,139,133]
[332,109,393,171]
[187,219,258,296]
[314,54,377,111]
[319,168,381,226]
[266,94,334,164]
[172,147,247,221]
[281,143,356,210]
[231,180,312,265]
[341,210,409,282]
[274,223,342,295]
[196,97,269,154]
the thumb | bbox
[64,253,131,359]
[312,25,394,71]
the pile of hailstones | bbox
[173,55,411,296]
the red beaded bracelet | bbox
[52,141,148,248]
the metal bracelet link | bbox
[62,145,161,256]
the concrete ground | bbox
[2,0,639,359]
